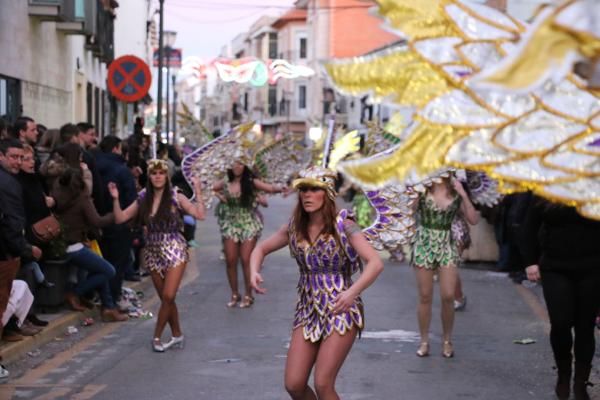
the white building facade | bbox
[0,0,118,136]
[113,0,154,137]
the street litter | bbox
[66,326,79,335]
[140,311,153,320]
[513,338,536,345]
[122,287,152,319]
[81,317,94,327]
[27,349,41,357]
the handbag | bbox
[88,239,103,257]
[32,214,61,242]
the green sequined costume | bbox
[215,183,263,243]
[411,193,461,269]
[352,191,374,229]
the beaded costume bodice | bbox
[419,194,460,231]
[288,209,362,277]
[138,188,184,238]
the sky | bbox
[161,0,297,63]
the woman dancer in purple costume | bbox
[108,159,205,352]
[250,166,383,400]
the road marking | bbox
[0,253,200,399]
[70,384,107,399]
[32,387,72,400]
[361,329,420,342]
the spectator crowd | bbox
[0,115,190,379]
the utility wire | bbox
[167,7,265,23]
[167,1,372,11]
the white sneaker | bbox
[0,364,9,379]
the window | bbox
[298,85,306,109]
[94,87,100,131]
[86,82,93,123]
[268,86,277,117]
[0,75,21,122]
[268,33,278,59]
[299,38,307,59]
[0,79,6,116]
[75,0,85,19]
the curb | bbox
[0,276,154,366]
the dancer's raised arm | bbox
[249,224,288,295]
[177,176,205,220]
[108,182,138,224]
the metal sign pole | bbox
[322,115,335,168]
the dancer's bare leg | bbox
[285,328,319,400]
[151,271,180,336]
[152,263,186,339]
[414,267,435,344]
[438,265,458,342]
[240,237,257,299]
[454,274,465,303]
[223,238,240,300]
[313,328,357,400]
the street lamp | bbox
[164,30,177,143]
[155,0,165,154]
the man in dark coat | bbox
[95,136,137,308]
[0,139,42,343]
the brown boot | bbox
[101,308,128,322]
[19,321,42,336]
[573,362,592,400]
[1,330,23,342]
[64,292,85,312]
[555,356,572,400]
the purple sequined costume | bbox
[289,209,364,343]
[138,188,189,278]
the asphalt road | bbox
[2,196,598,399]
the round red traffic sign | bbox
[107,55,152,103]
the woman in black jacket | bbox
[18,145,57,326]
[522,196,600,400]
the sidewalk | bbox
[0,276,154,366]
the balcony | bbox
[29,0,91,35]
[84,3,115,63]
[56,0,85,33]
[28,0,61,20]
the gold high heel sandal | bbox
[226,293,240,308]
[442,341,454,358]
[239,295,255,309]
[416,342,429,357]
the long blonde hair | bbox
[291,191,339,245]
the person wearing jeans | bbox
[67,245,116,311]
[51,167,126,322]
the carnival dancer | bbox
[523,197,600,400]
[412,172,478,358]
[250,166,383,399]
[214,159,287,309]
[108,159,205,352]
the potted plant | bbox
[37,224,69,308]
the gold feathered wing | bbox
[325,0,600,220]
[471,0,600,92]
